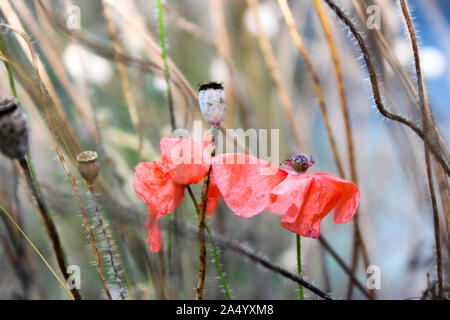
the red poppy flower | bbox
[269,172,360,238]
[132,137,211,252]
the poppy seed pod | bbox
[0,97,29,160]
[76,151,100,185]
[198,82,226,128]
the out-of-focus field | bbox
[0,0,448,300]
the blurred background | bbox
[0,0,448,299]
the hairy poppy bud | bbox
[282,154,314,173]
[198,82,226,128]
[76,151,100,185]
[0,97,29,160]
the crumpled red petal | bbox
[132,161,185,215]
[160,137,211,185]
[145,209,163,253]
[269,172,359,238]
[212,154,288,218]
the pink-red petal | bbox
[314,173,360,224]
[132,161,185,215]
[212,154,288,218]
[269,172,359,238]
[145,210,163,253]
[160,137,211,185]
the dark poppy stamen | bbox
[282,154,314,173]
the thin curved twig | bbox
[399,0,443,299]
[175,221,333,300]
[322,0,449,177]
[19,158,82,300]
[0,23,83,299]
[312,0,374,299]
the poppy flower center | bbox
[282,154,314,173]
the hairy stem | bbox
[400,0,443,299]
[321,0,449,177]
[76,188,113,299]
[196,170,212,300]
[1,43,32,298]
[187,186,231,300]
[19,158,81,300]
[196,132,217,300]
[89,185,126,300]
[296,234,304,300]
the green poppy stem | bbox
[296,234,304,300]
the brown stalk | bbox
[196,134,216,300]
[3,164,31,298]
[434,161,450,259]
[195,171,210,300]
[0,22,117,300]
[311,0,354,182]
[311,0,374,298]
[350,0,419,111]
[413,0,450,260]
[102,1,143,159]
[104,2,197,295]
[0,23,82,299]
[247,0,304,151]
[4,8,154,298]
[278,0,373,298]
[322,0,449,177]
[399,0,443,299]
[18,158,81,300]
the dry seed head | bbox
[76,151,100,184]
[0,97,29,160]
[198,82,226,128]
